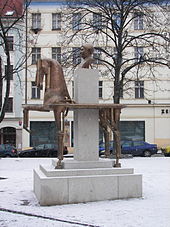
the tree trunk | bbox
[0,36,11,123]
[0,57,2,110]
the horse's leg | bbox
[53,108,65,169]
[23,106,50,134]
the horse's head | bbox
[35,59,50,90]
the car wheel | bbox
[5,155,11,158]
[143,150,151,157]
[22,152,30,157]
[164,153,170,157]
[48,152,53,157]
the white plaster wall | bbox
[121,105,170,145]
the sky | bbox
[0,156,170,227]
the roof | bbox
[0,0,24,18]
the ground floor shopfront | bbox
[18,108,166,153]
[27,120,145,148]
[1,107,169,150]
[124,104,170,147]
[21,104,170,150]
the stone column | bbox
[74,69,99,161]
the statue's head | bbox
[81,44,94,59]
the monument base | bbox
[52,158,114,169]
[33,159,142,206]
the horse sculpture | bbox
[23,58,73,168]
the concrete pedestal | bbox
[74,109,99,161]
[33,69,142,206]
[74,69,99,162]
[34,163,142,206]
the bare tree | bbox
[0,0,31,122]
[63,0,170,161]
[65,0,170,103]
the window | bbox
[72,47,81,65]
[5,97,13,113]
[30,122,57,146]
[134,47,144,62]
[93,13,102,30]
[52,47,61,63]
[133,141,145,146]
[32,13,41,29]
[134,13,143,30]
[113,47,118,58]
[93,48,101,64]
[99,81,103,99]
[32,47,41,64]
[31,82,40,99]
[120,121,145,141]
[5,65,13,80]
[36,144,45,150]
[52,13,61,30]
[135,81,144,99]
[122,141,133,148]
[72,13,81,30]
[0,127,16,146]
[6,36,14,51]
[113,14,121,27]
[108,47,118,59]
[45,144,56,149]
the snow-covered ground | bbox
[0,157,170,227]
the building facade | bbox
[0,0,24,150]
[22,0,170,149]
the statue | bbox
[79,44,94,68]
[35,59,71,105]
[23,58,73,168]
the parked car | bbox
[121,140,158,157]
[0,144,18,157]
[18,143,68,157]
[99,140,158,157]
[161,145,170,157]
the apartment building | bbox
[0,0,24,149]
[22,0,170,149]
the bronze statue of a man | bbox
[79,44,94,68]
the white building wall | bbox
[0,22,24,149]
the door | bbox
[0,127,16,146]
